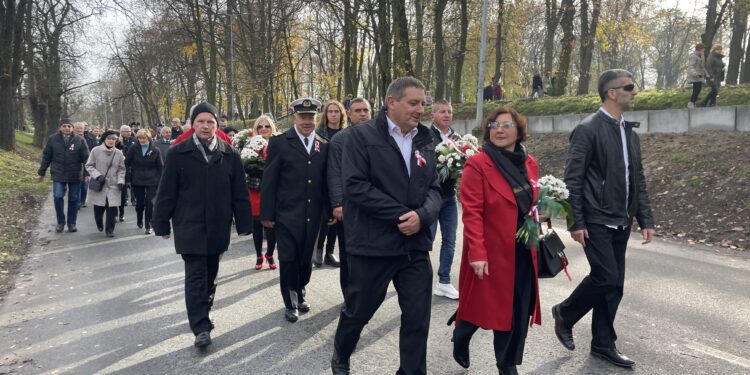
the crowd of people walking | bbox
[36,69,657,374]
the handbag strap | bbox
[101,150,117,179]
[538,218,553,235]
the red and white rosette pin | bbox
[415,150,426,167]
[314,140,320,153]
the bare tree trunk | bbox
[0,0,28,151]
[557,0,575,96]
[576,0,601,95]
[414,0,425,80]
[492,0,506,85]
[726,0,748,84]
[742,31,750,83]
[433,0,448,99]
[702,0,732,48]
[544,0,562,75]
[376,0,392,101]
[451,0,468,103]
[391,0,413,77]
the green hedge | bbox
[430,85,750,120]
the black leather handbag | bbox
[89,152,116,192]
[537,220,571,280]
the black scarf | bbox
[483,140,533,228]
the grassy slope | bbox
[0,132,48,295]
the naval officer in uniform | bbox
[260,98,334,322]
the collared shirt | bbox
[387,115,418,176]
[431,124,455,143]
[599,107,630,228]
[293,125,315,154]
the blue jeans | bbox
[79,179,88,208]
[430,195,458,284]
[53,181,80,226]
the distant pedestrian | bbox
[701,44,725,108]
[493,82,504,100]
[343,94,353,110]
[36,119,90,233]
[125,129,163,234]
[154,127,172,164]
[117,125,137,219]
[552,69,655,369]
[152,102,252,349]
[483,84,494,102]
[219,115,229,131]
[531,72,544,98]
[169,118,183,140]
[85,130,126,237]
[73,122,95,209]
[687,43,707,109]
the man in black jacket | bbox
[327,97,372,296]
[152,102,252,349]
[73,121,96,209]
[552,69,656,368]
[260,97,334,323]
[429,100,462,301]
[331,77,442,375]
[37,119,90,233]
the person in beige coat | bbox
[85,130,126,237]
[686,43,707,109]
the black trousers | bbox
[132,185,157,228]
[182,253,221,335]
[690,82,703,103]
[316,220,338,254]
[454,243,534,367]
[279,255,313,309]
[701,81,719,107]
[119,187,127,218]
[334,251,432,375]
[93,200,118,233]
[252,216,276,257]
[337,222,348,297]
[558,223,630,348]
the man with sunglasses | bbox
[552,69,655,369]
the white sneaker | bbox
[434,283,459,300]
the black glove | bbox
[96,175,106,183]
[118,183,125,191]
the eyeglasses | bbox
[106,136,118,140]
[488,121,515,130]
[610,83,636,92]
[257,125,271,129]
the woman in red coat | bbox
[452,107,541,375]
[249,115,278,270]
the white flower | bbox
[438,155,447,163]
[466,149,476,156]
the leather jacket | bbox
[564,110,655,230]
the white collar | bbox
[386,115,418,137]
[599,107,625,126]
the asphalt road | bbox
[1,196,749,374]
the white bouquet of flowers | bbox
[235,134,268,176]
[435,134,480,182]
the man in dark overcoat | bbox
[260,97,334,323]
[331,77,442,375]
[152,102,252,349]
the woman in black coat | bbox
[125,129,163,234]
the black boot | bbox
[313,248,323,268]
[498,364,518,375]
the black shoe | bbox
[331,353,351,375]
[97,225,104,232]
[313,248,323,267]
[452,328,470,369]
[552,304,575,350]
[498,364,518,375]
[284,308,299,322]
[118,216,124,222]
[145,228,153,235]
[298,301,311,313]
[194,331,211,348]
[68,224,77,233]
[106,231,114,238]
[324,253,340,267]
[137,220,143,229]
[55,224,64,233]
[591,346,635,368]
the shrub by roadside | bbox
[0,132,48,298]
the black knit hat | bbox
[100,130,118,144]
[189,102,220,125]
[59,118,74,126]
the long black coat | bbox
[152,137,252,255]
[260,128,329,262]
[37,132,90,183]
[125,143,163,186]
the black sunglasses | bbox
[610,83,636,92]
[256,125,271,129]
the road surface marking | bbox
[685,342,750,369]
